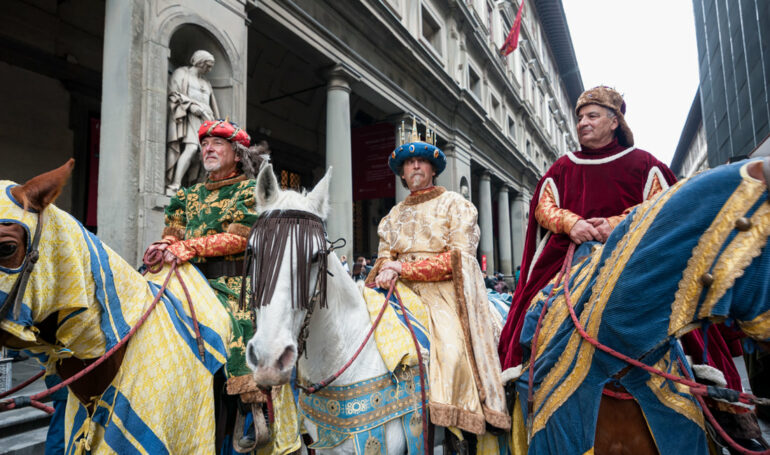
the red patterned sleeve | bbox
[400,251,453,281]
[166,233,247,262]
[534,184,582,234]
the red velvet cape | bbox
[500,140,672,367]
[498,139,743,389]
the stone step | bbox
[0,426,48,455]
[0,358,55,455]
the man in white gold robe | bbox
[367,132,510,435]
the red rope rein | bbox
[393,284,430,455]
[298,282,392,394]
[530,242,769,454]
[299,280,430,455]
[0,253,206,415]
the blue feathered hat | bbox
[388,117,446,176]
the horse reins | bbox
[0,236,205,414]
[529,242,770,454]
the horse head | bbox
[245,163,333,386]
[0,160,74,269]
[0,160,74,344]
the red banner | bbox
[500,1,524,56]
[352,123,396,201]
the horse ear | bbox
[255,163,280,210]
[307,167,332,219]
[11,159,75,211]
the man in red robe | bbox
[498,86,743,392]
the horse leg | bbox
[594,392,658,455]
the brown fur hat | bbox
[575,86,634,147]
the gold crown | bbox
[397,116,437,147]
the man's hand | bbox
[380,260,402,275]
[586,217,612,243]
[163,249,181,265]
[568,219,601,244]
[375,269,398,290]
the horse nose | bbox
[276,345,297,372]
[246,341,259,369]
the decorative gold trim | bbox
[669,178,764,334]
[646,354,704,429]
[403,187,445,206]
[429,402,486,435]
[531,184,680,437]
[204,173,247,191]
[739,309,770,339]
[450,249,485,402]
[534,252,602,360]
[699,198,770,319]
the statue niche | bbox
[166,50,220,195]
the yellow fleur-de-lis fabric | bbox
[0,181,232,454]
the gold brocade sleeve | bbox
[167,233,247,262]
[401,251,453,281]
[606,174,665,229]
[534,184,582,235]
[447,196,481,256]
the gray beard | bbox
[203,161,220,173]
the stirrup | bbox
[232,403,270,453]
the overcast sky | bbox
[561,0,700,166]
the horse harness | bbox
[241,210,431,454]
[0,210,43,323]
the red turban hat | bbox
[198,119,250,147]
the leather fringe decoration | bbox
[246,210,328,311]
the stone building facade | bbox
[1,0,582,279]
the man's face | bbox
[576,104,618,149]
[201,136,240,175]
[400,157,436,191]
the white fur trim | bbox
[566,146,636,165]
[528,231,550,279]
[538,178,560,207]
[643,166,668,200]
[501,365,524,384]
[691,364,727,387]
[528,178,559,278]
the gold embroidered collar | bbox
[204,173,247,191]
[403,186,445,205]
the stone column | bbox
[497,186,512,278]
[478,172,495,274]
[325,64,359,262]
[98,0,145,263]
[511,192,528,270]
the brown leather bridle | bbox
[0,213,43,322]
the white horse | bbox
[245,164,408,454]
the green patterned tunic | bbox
[164,174,256,377]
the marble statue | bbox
[166,50,220,194]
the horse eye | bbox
[311,251,322,263]
[0,242,18,259]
